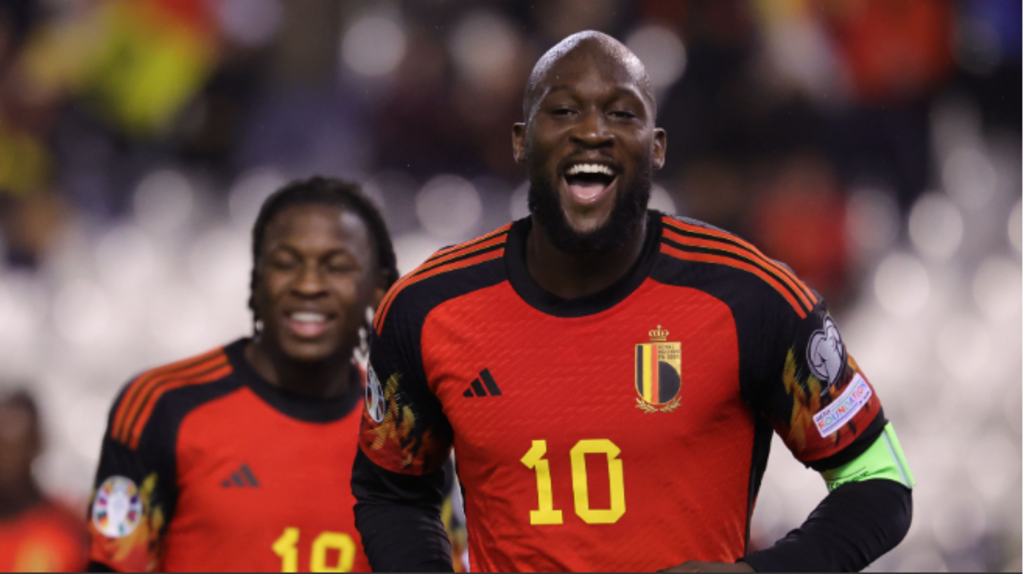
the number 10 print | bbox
[520,439,626,525]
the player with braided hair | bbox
[88,176,399,571]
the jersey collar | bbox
[504,210,662,318]
[224,339,363,424]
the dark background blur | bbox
[0,0,1019,571]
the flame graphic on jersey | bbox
[362,373,447,474]
[781,348,824,453]
[781,348,871,458]
[89,473,165,572]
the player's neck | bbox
[0,479,41,519]
[245,340,354,399]
[525,215,647,300]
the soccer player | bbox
[353,32,914,572]
[0,390,88,572]
[88,177,399,571]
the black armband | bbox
[742,479,912,572]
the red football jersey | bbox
[359,213,885,572]
[88,339,372,572]
[0,500,88,572]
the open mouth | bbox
[284,311,334,339]
[563,162,619,205]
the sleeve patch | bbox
[89,472,166,572]
[813,373,872,438]
[91,476,142,538]
[806,315,846,390]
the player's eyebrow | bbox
[268,243,354,259]
[541,83,648,106]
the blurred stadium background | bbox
[0,0,1019,571]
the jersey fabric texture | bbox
[88,338,371,572]
[0,500,88,572]
[357,212,888,573]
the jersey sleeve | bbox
[753,295,886,470]
[87,385,176,572]
[358,308,454,475]
[353,298,457,571]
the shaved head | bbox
[523,31,655,121]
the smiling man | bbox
[353,32,913,572]
[88,177,397,571]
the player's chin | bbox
[278,337,341,364]
[562,209,613,237]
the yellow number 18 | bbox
[520,439,626,525]
[272,527,356,572]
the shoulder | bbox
[373,224,512,336]
[655,213,819,320]
[107,345,238,450]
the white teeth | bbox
[291,312,326,323]
[566,163,615,177]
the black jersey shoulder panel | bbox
[379,228,510,338]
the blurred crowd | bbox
[0,0,1019,572]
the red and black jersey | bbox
[356,212,886,572]
[0,499,88,572]
[88,339,372,572]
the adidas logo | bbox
[462,369,502,398]
[221,464,260,488]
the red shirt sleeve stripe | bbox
[112,348,225,442]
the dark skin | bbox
[513,41,666,300]
[246,204,387,399]
[0,398,42,519]
[513,36,752,573]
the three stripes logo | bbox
[462,369,502,398]
[221,464,260,488]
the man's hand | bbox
[659,560,755,572]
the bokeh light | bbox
[416,175,483,239]
[133,170,195,234]
[935,314,991,381]
[649,184,676,215]
[95,224,161,291]
[972,256,1021,322]
[341,15,407,78]
[846,187,901,263]
[509,182,530,221]
[624,25,686,92]
[873,253,930,316]
[229,167,287,229]
[449,10,519,87]
[214,0,284,48]
[908,192,964,261]
[1008,199,1021,253]
[942,147,997,210]
[52,280,112,345]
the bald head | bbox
[523,31,655,122]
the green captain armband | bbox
[821,423,915,492]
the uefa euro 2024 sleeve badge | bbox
[635,325,683,413]
[92,476,143,538]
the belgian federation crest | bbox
[635,325,682,413]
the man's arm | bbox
[665,424,914,573]
[742,423,914,572]
[352,449,453,572]
[353,314,456,572]
[87,384,175,572]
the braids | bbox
[248,176,399,334]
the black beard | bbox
[528,167,652,254]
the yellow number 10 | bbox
[272,527,356,572]
[520,439,625,525]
